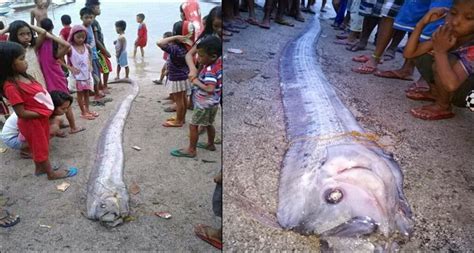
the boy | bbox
[114,20,129,80]
[80,7,103,101]
[59,15,72,41]
[86,0,112,94]
[134,13,147,58]
[171,36,222,158]
[30,0,51,26]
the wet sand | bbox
[224,4,474,252]
[0,1,221,251]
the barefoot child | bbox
[30,0,51,26]
[38,18,84,135]
[67,25,97,121]
[404,0,474,120]
[153,31,172,85]
[0,41,78,180]
[157,21,190,127]
[114,20,129,80]
[171,36,222,158]
[134,13,147,58]
[8,20,48,88]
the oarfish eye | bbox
[324,189,343,204]
[100,204,106,208]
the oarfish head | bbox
[95,195,124,228]
[278,143,413,239]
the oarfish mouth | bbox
[322,216,378,237]
[99,212,123,228]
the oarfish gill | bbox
[277,16,414,250]
[86,78,138,227]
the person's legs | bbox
[133,45,138,58]
[140,47,145,58]
[334,0,347,26]
[260,0,275,28]
[77,91,86,116]
[125,66,130,79]
[188,124,199,155]
[65,107,83,134]
[347,15,379,51]
[206,125,216,149]
[0,208,20,228]
[175,91,186,124]
[321,0,327,11]
[332,0,340,13]
[116,65,121,79]
[247,0,258,24]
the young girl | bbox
[39,18,85,135]
[134,13,147,58]
[404,0,474,120]
[8,20,47,89]
[0,41,77,180]
[153,31,172,85]
[157,21,190,127]
[67,25,98,121]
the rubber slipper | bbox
[374,70,414,81]
[383,51,396,61]
[59,124,70,129]
[170,149,196,158]
[405,81,430,92]
[80,114,95,120]
[166,116,177,121]
[164,107,176,112]
[34,165,61,176]
[351,65,377,74]
[346,44,366,52]
[352,55,370,63]
[196,142,216,151]
[55,130,67,138]
[194,224,222,250]
[69,127,86,134]
[410,108,454,120]
[162,121,183,127]
[153,80,163,85]
[275,18,294,27]
[0,210,20,228]
[258,23,270,29]
[90,111,99,117]
[405,91,436,101]
[334,39,357,46]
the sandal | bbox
[374,70,413,81]
[162,121,183,127]
[0,210,20,228]
[194,224,222,250]
[170,149,196,158]
[351,63,378,74]
[69,127,86,134]
[90,111,99,117]
[47,167,78,180]
[346,43,366,52]
[196,142,216,151]
[80,114,95,120]
[405,90,436,101]
[55,130,67,138]
[275,18,294,27]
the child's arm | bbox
[404,7,449,59]
[0,23,9,35]
[29,24,47,51]
[186,45,199,80]
[30,10,36,26]
[432,25,469,92]
[93,26,111,57]
[46,32,71,59]
[12,104,42,119]
[191,76,215,93]
[156,35,187,49]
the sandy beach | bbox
[224,4,473,251]
[0,0,221,251]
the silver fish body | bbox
[86,79,138,227]
[277,17,414,248]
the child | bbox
[67,25,97,121]
[404,0,474,120]
[30,0,51,26]
[0,41,77,180]
[38,18,84,134]
[86,0,112,94]
[59,15,72,41]
[114,20,129,80]
[0,21,8,41]
[8,20,47,89]
[153,31,172,85]
[157,21,190,128]
[0,112,31,158]
[80,7,104,101]
[48,91,77,137]
[171,36,222,158]
[134,13,147,58]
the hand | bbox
[188,69,198,80]
[105,51,111,58]
[432,24,457,53]
[71,67,80,75]
[420,7,449,25]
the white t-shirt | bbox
[0,112,19,140]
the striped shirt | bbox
[193,57,222,109]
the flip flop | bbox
[196,142,216,151]
[90,111,99,117]
[80,114,95,120]
[336,32,349,40]
[170,149,196,158]
[383,50,396,61]
[153,80,163,85]
[334,39,357,46]
[59,123,70,129]
[410,107,454,120]
[374,70,414,81]
[351,64,377,74]
[34,164,61,176]
[166,116,177,121]
[69,127,86,134]
[55,130,67,138]
[275,18,294,27]
[258,23,271,29]
[0,210,20,228]
[346,44,366,52]
[164,107,176,112]
[405,90,436,101]
[405,81,430,92]
[352,55,370,63]
[162,121,183,127]
[194,224,222,250]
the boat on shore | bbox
[10,0,35,12]
[0,1,12,15]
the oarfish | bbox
[277,17,414,250]
[86,78,138,227]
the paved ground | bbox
[0,54,221,251]
[224,5,474,252]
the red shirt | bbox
[60,26,72,41]
[3,79,54,117]
[0,34,8,41]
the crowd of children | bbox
[0,1,223,246]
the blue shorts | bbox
[1,135,25,150]
[394,0,453,39]
[117,51,128,68]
